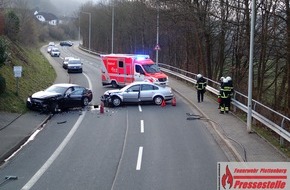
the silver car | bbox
[50,47,60,57]
[63,57,74,69]
[67,58,83,73]
[101,81,174,107]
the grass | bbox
[253,125,290,158]
[0,41,56,113]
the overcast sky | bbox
[49,0,104,16]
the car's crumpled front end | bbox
[26,96,50,112]
[26,91,62,112]
[100,94,112,107]
[100,89,121,107]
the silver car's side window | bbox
[141,84,153,91]
[128,85,140,92]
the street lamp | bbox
[80,11,91,51]
[155,0,160,65]
[247,0,256,133]
[111,0,115,53]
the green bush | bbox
[0,75,6,94]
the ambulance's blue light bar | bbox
[135,55,150,60]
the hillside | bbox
[0,38,56,113]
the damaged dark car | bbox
[27,83,93,113]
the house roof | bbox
[37,12,58,21]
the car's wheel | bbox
[112,96,121,107]
[50,102,60,113]
[154,96,163,105]
[111,81,118,88]
[82,97,89,106]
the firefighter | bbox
[226,76,234,111]
[218,76,225,109]
[219,78,231,114]
[196,74,207,102]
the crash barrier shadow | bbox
[159,64,290,146]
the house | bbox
[34,11,58,26]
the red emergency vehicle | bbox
[101,54,168,87]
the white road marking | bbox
[136,146,143,170]
[4,129,42,162]
[138,105,142,112]
[111,111,129,190]
[140,120,144,133]
[21,112,86,190]
[21,73,93,190]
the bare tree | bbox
[14,0,39,45]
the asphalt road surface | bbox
[0,43,228,190]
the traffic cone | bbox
[100,102,104,114]
[161,99,166,107]
[171,96,176,106]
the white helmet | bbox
[197,74,202,79]
[220,77,224,81]
[223,78,228,83]
[226,76,232,81]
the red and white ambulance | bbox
[100,54,168,87]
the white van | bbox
[67,58,83,73]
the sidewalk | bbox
[169,77,289,162]
[0,112,51,164]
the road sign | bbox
[154,44,161,50]
[13,66,22,78]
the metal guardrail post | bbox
[280,118,285,147]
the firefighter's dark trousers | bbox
[220,97,230,113]
[197,89,204,102]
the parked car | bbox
[67,58,83,73]
[60,41,73,46]
[27,83,93,113]
[50,47,60,57]
[101,81,174,107]
[63,57,74,69]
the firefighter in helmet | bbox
[196,74,207,102]
[226,76,234,111]
[219,78,232,113]
[218,76,225,109]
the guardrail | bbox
[159,63,290,146]
[78,45,290,146]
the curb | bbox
[0,114,52,166]
[172,88,244,162]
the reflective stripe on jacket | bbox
[196,78,207,90]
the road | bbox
[0,43,228,190]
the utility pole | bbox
[155,0,160,65]
[81,12,91,51]
[247,0,256,133]
[111,0,115,54]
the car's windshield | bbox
[45,86,68,94]
[69,60,81,64]
[142,64,161,73]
